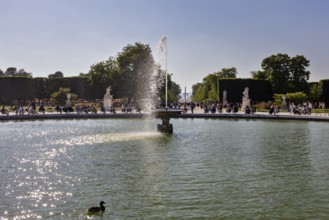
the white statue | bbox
[241,87,251,112]
[223,90,228,106]
[243,87,249,99]
[281,94,287,110]
[65,93,72,107]
[104,86,112,98]
[103,86,113,111]
[282,95,287,102]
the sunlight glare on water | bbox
[52,131,163,146]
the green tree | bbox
[0,69,4,76]
[193,83,209,102]
[261,54,291,94]
[251,70,267,80]
[215,67,237,78]
[289,55,310,92]
[4,67,32,77]
[192,73,219,102]
[260,54,311,94]
[79,72,89,77]
[192,83,202,98]
[192,67,238,102]
[17,69,32,77]
[5,67,17,76]
[207,74,220,100]
[273,94,285,106]
[157,72,181,103]
[116,42,155,102]
[308,82,322,103]
[286,92,307,104]
[48,71,64,79]
[88,57,118,98]
[170,81,182,102]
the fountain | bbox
[103,86,113,111]
[241,87,251,112]
[153,36,181,133]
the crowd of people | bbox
[175,102,255,114]
[288,102,313,115]
[0,99,320,117]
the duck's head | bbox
[100,201,106,206]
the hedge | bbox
[0,76,93,104]
[320,79,329,106]
[218,79,273,103]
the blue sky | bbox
[1,0,329,91]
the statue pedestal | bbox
[241,98,251,112]
[104,98,113,111]
[281,101,287,111]
[65,100,71,108]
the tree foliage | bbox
[84,42,181,104]
[88,57,118,98]
[192,83,202,98]
[319,80,329,106]
[157,72,181,103]
[192,74,217,102]
[272,93,306,106]
[289,55,310,92]
[273,94,284,106]
[170,81,182,102]
[257,54,310,94]
[48,71,64,79]
[215,67,238,78]
[192,67,238,102]
[250,70,266,80]
[285,92,308,104]
[308,82,322,103]
[261,54,291,93]
[1,67,32,77]
[116,42,155,102]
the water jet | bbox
[154,36,181,133]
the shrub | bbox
[286,92,307,104]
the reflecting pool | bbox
[1,118,329,219]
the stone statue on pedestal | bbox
[223,90,228,106]
[103,86,113,111]
[65,93,72,107]
[281,94,287,110]
[241,87,251,112]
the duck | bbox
[88,201,106,213]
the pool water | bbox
[1,118,329,219]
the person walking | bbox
[191,102,195,114]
